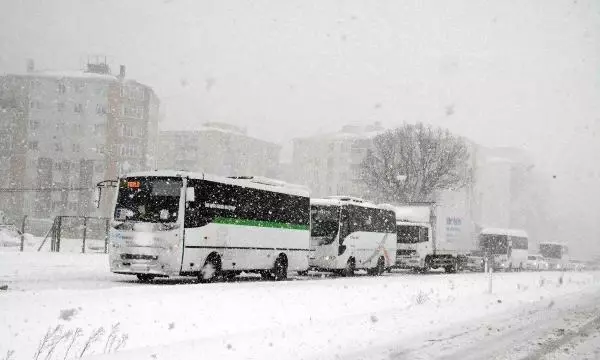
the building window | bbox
[29,119,39,129]
[136,88,145,100]
[96,104,108,115]
[72,143,81,153]
[74,103,84,113]
[57,102,65,112]
[29,100,40,109]
[120,124,135,137]
[54,143,63,152]
[27,141,38,151]
[94,162,104,173]
[120,144,137,157]
[93,124,105,135]
[120,106,144,119]
[58,83,66,94]
[120,86,127,98]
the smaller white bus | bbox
[539,242,570,270]
[478,228,529,271]
[309,197,397,276]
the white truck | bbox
[381,202,471,273]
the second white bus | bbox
[478,228,529,271]
[309,197,397,276]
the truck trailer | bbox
[381,202,471,273]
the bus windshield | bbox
[539,244,563,259]
[114,177,182,223]
[479,234,508,255]
[310,205,340,244]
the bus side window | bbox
[339,207,350,241]
[419,227,429,242]
[184,180,202,228]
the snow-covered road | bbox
[1,252,600,360]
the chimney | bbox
[119,65,126,79]
[26,59,34,73]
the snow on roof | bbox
[310,197,383,209]
[121,170,309,197]
[539,242,568,247]
[480,228,528,238]
[161,127,278,146]
[381,205,431,223]
[16,70,119,81]
[297,124,385,142]
[327,130,384,140]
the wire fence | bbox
[2,215,110,253]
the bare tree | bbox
[360,123,471,203]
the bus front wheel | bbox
[273,255,288,281]
[342,258,355,277]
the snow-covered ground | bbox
[1,252,600,360]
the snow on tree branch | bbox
[359,123,471,203]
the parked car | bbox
[569,260,586,271]
[525,254,549,271]
[464,250,485,272]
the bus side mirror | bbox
[94,187,102,208]
[186,187,195,202]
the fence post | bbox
[82,217,88,254]
[105,218,110,254]
[20,215,27,252]
[50,217,56,252]
[56,216,62,252]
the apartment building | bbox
[289,123,384,197]
[0,60,160,219]
[158,122,281,178]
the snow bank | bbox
[1,251,599,360]
[1,236,107,253]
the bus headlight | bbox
[324,256,336,261]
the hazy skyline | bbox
[2,0,599,257]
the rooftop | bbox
[297,122,385,141]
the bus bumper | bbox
[395,256,424,269]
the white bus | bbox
[309,197,397,276]
[478,228,529,271]
[539,242,570,270]
[105,171,311,282]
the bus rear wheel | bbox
[369,257,385,276]
[136,274,155,282]
[444,263,457,274]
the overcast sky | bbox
[1,0,599,256]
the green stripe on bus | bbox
[213,217,309,230]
